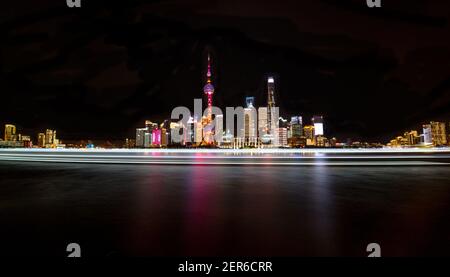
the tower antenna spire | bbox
[203,52,215,120]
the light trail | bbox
[1,153,450,159]
[1,148,450,166]
[1,147,450,154]
[0,156,448,166]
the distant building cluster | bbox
[131,54,341,149]
[134,120,169,148]
[0,124,64,148]
[388,121,449,148]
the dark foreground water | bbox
[1,162,449,256]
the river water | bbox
[1,161,449,256]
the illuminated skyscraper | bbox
[312,116,324,136]
[405,130,419,146]
[152,128,162,146]
[276,127,288,147]
[258,107,268,137]
[44,129,57,147]
[430,121,447,146]
[423,124,432,145]
[215,114,224,145]
[194,119,203,145]
[4,124,16,141]
[304,125,315,146]
[38,133,46,148]
[136,128,147,148]
[246,97,255,109]
[144,132,152,148]
[267,77,276,135]
[290,116,303,137]
[136,120,158,148]
[244,97,257,140]
[161,128,169,147]
[170,122,183,145]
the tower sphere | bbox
[203,83,215,95]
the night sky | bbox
[1,0,449,142]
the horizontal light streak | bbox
[0,156,448,166]
[1,153,450,159]
[1,147,450,154]
[1,148,450,166]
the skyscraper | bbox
[152,128,162,146]
[215,114,224,145]
[304,125,315,146]
[258,107,268,137]
[135,128,147,148]
[290,116,303,137]
[276,127,288,147]
[244,97,257,140]
[144,132,152,148]
[423,124,432,145]
[38,133,45,148]
[267,77,276,135]
[194,119,203,145]
[430,121,447,146]
[4,124,16,141]
[312,116,324,136]
[136,120,158,148]
[246,97,255,109]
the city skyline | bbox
[2,1,449,143]
[1,52,449,149]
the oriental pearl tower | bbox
[203,53,214,121]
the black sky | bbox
[1,0,449,142]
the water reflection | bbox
[0,162,449,256]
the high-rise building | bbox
[21,135,32,148]
[312,116,324,136]
[135,128,147,148]
[242,103,258,147]
[267,77,276,135]
[194,120,203,145]
[215,114,224,145]
[136,120,158,148]
[38,133,46,148]
[304,125,315,146]
[152,128,162,146]
[45,129,53,145]
[405,130,419,146]
[276,127,288,147]
[423,124,432,145]
[246,97,255,109]
[4,124,16,141]
[161,128,169,147]
[244,105,257,139]
[290,116,303,137]
[430,121,447,146]
[258,107,268,137]
[144,132,152,148]
[448,122,450,146]
[42,129,58,148]
[170,122,183,145]
[315,135,327,147]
